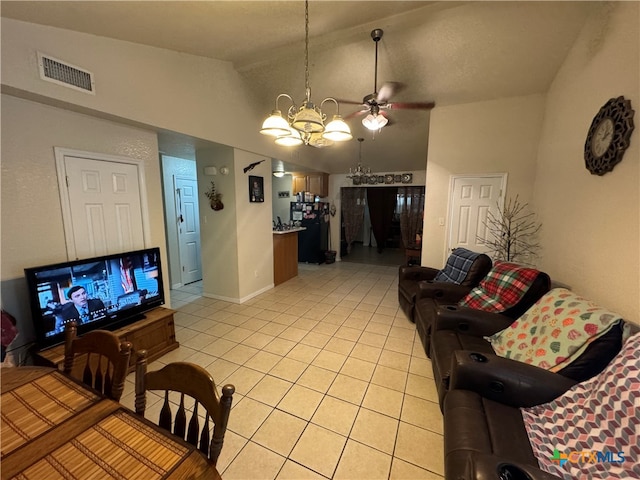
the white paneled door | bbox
[56,149,147,260]
[447,174,506,255]
[174,177,202,285]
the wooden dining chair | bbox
[63,321,132,401]
[134,351,235,466]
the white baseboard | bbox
[202,283,275,304]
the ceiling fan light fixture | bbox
[323,115,353,141]
[272,170,286,178]
[275,127,303,147]
[362,113,388,131]
[260,110,291,137]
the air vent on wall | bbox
[37,52,95,94]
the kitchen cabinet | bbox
[292,172,329,197]
[273,229,301,285]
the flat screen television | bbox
[25,247,165,349]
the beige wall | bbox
[1,18,277,161]
[196,146,240,301]
[196,147,274,303]
[533,2,639,323]
[423,94,546,266]
[1,94,168,348]
[233,150,274,301]
[2,17,281,309]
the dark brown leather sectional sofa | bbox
[442,322,630,480]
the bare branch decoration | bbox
[480,195,541,265]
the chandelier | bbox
[347,138,371,180]
[259,0,352,148]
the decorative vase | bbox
[211,200,224,211]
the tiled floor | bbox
[120,262,444,480]
[340,244,406,267]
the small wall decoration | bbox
[584,96,635,176]
[243,159,265,174]
[204,180,224,211]
[249,175,264,203]
[278,191,290,198]
[350,173,414,186]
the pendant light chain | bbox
[259,0,352,147]
[304,0,310,102]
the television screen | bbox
[25,247,165,348]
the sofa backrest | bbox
[487,288,626,382]
[458,262,550,317]
[433,248,492,287]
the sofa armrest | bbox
[398,265,439,283]
[415,282,471,303]
[433,305,515,336]
[461,453,563,480]
[450,350,579,408]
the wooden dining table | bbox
[1,366,222,480]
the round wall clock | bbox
[584,96,634,176]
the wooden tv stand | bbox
[34,306,179,373]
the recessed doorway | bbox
[340,186,425,267]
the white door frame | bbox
[54,147,152,260]
[445,173,507,259]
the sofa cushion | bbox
[433,248,482,284]
[487,288,623,372]
[459,262,540,313]
[522,332,640,479]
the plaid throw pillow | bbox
[434,248,481,284]
[458,261,540,313]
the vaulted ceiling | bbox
[2,1,595,174]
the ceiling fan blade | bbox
[376,82,405,103]
[386,101,436,110]
[344,108,368,120]
[336,99,367,106]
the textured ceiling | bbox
[2,1,596,174]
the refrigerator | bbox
[291,202,329,264]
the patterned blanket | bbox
[486,288,623,371]
[434,248,481,284]
[522,332,640,479]
[458,261,540,313]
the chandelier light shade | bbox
[259,0,352,148]
[275,126,303,147]
[324,115,354,141]
[260,108,291,137]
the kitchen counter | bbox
[273,228,303,285]
[272,227,306,235]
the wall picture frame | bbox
[249,175,264,202]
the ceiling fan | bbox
[341,29,435,131]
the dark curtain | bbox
[366,187,398,253]
[399,186,425,248]
[341,187,366,254]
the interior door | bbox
[61,154,145,259]
[174,177,202,285]
[447,174,506,255]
